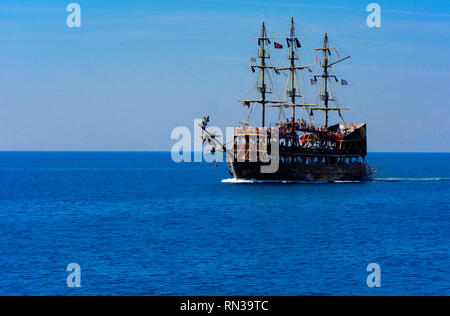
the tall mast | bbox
[288,18,296,120]
[260,22,267,127]
[322,33,330,128]
[268,18,317,117]
[307,33,350,128]
[239,22,285,127]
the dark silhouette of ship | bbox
[201,18,372,182]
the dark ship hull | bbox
[231,161,368,181]
[227,123,370,182]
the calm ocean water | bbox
[0,152,448,295]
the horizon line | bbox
[0,151,448,154]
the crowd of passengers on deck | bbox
[234,118,356,140]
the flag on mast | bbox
[274,42,283,49]
[250,57,256,62]
[314,52,318,64]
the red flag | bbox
[335,50,341,58]
[314,52,318,64]
[274,42,283,49]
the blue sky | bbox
[0,0,449,151]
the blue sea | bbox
[0,152,448,296]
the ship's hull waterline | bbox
[230,161,369,181]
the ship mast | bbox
[240,22,285,127]
[320,33,331,127]
[286,17,307,120]
[260,22,268,127]
[267,18,317,118]
[308,33,350,128]
[288,18,297,119]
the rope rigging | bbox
[239,20,356,129]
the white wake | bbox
[221,177,450,184]
[221,178,329,184]
[372,177,450,182]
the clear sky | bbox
[0,0,449,152]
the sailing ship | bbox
[201,18,372,181]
